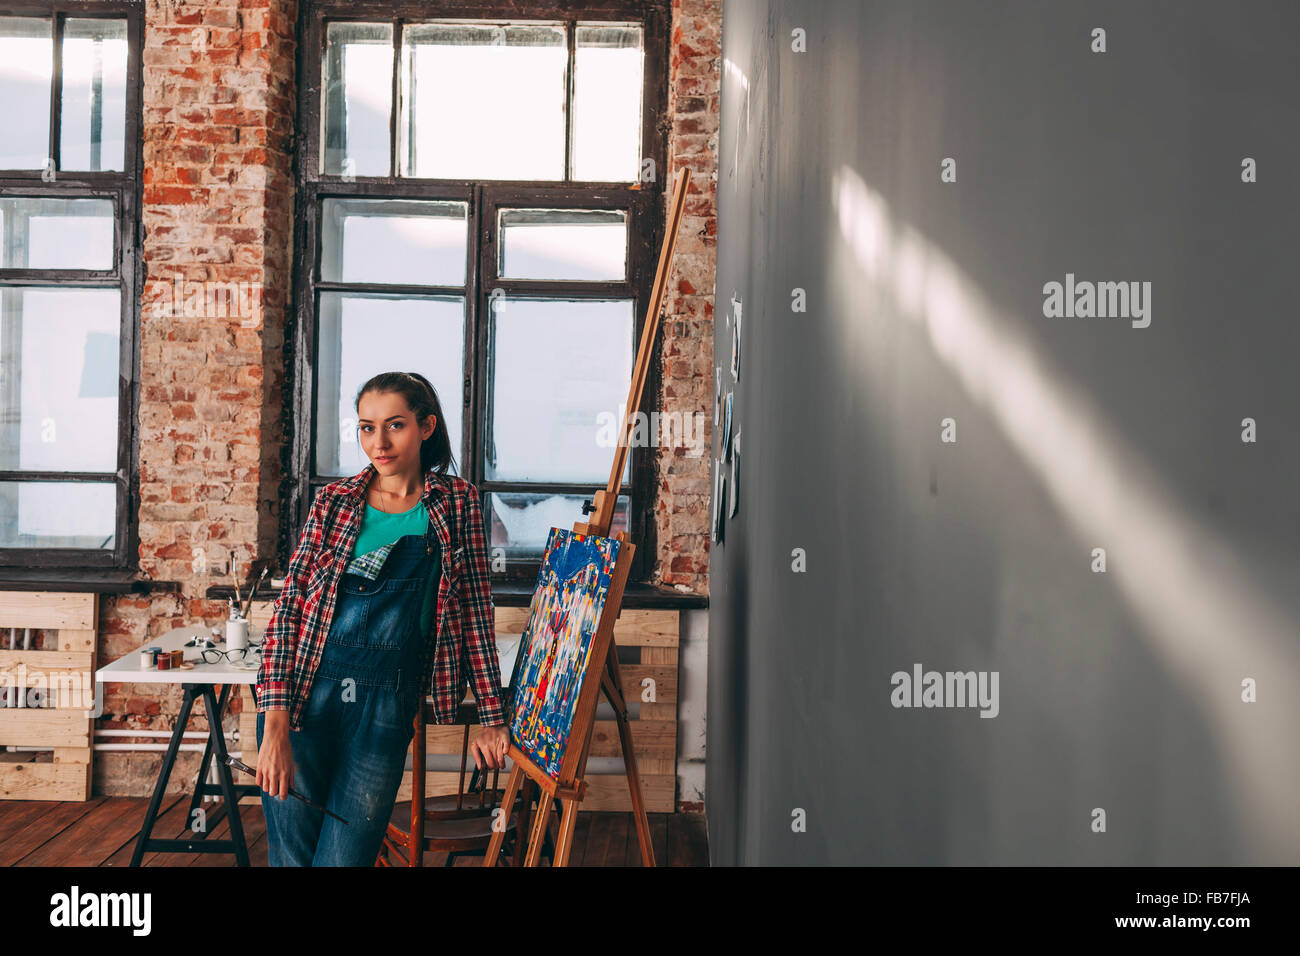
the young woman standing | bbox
[255,371,510,866]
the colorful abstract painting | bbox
[506,527,622,780]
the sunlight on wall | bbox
[831,164,1300,859]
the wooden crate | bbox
[239,604,680,813]
[0,592,98,801]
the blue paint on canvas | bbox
[506,528,621,779]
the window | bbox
[0,4,141,568]
[292,2,668,582]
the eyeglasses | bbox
[198,645,261,665]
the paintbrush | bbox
[242,567,268,620]
[230,564,243,610]
[224,755,350,825]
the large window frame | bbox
[289,0,670,584]
[0,1,143,570]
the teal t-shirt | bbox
[350,502,441,638]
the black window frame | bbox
[0,0,143,570]
[288,0,670,585]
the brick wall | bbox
[94,0,719,796]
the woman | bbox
[254,370,510,866]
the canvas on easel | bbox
[507,528,622,779]
[482,523,637,867]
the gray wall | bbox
[708,0,1300,865]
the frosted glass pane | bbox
[571,24,643,183]
[0,197,114,269]
[487,297,633,484]
[0,17,52,170]
[0,287,120,472]
[321,198,467,285]
[486,491,628,555]
[400,22,566,180]
[60,18,128,172]
[498,208,626,281]
[0,481,116,548]
[322,22,392,177]
[315,292,464,477]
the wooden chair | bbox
[377,697,542,867]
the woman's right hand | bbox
[256,710,295,800]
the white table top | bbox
[95,626,259,685]
[95,625,524,691]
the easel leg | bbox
[524,791,553,867]
[554,796,580,866]
[130,685,197,867]
[513,778,531,866]
[602,646,656,867]
[482,763,523,867]
[616,710,655,867]
[552,718,596,868]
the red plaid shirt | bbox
[256,464,505,731]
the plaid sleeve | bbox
[459,482,506,726]
[257,491,326,713]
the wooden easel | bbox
[483,167,693,867]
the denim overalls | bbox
[257,521,438,866]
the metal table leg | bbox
[129,685,198,867]
[129,682,257,866]
[200,683,250,867]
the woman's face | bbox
[356,390,436,477]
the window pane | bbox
[0,197,114,270]
[0,17,52,170]
[60,18,128,172]
[315,292,464,477]
[572,25,643,183]
[321,198,467,285]
[0,287,120,472]
[487,297,633,484]
[400,22,566,180]
[321,22,392,177]
[486,491,628,556]
[0,480,115,548]
[498,208,626,281]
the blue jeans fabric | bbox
[258,529,436,866]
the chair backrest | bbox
[399,696,501,865]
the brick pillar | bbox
[655,0,720,593]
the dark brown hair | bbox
[354,371,456,476]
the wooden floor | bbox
[0,796,709,867]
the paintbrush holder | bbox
[225,617,249,652]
